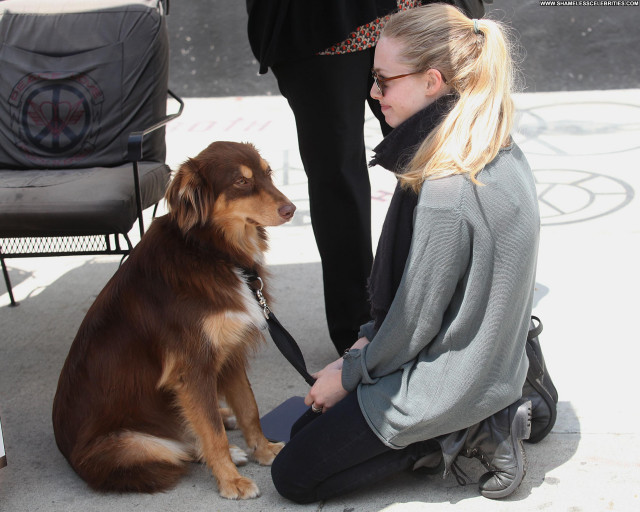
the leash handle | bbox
[266,312,317,386]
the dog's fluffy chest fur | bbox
[200,268,268,352]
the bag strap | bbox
[243,269,316,386]
[528,315,543,340]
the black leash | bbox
[244,270,316,386]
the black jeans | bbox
[272,50,391,354]
[271,392,438,504]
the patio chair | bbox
[0,0,183,307]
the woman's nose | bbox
[370,82,382,100]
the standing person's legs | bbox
[271,393,438,504]
[272,51,376,354]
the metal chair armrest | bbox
[127,89,184,162]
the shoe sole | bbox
[481,399,532,499]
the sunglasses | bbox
[371,68,448,96]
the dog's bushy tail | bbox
[71,431,192,493]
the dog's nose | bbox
[278,203,296,220]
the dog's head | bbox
[166,141,295,238]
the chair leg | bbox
[1,256,18,307]
[132,160,145,239]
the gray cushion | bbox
[0,163,170,237]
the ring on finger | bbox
[311,403,322,414]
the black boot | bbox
[522,316,558,443]
[434,400,532,499]
[467,400,532,499]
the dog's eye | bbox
[235,177,251,187]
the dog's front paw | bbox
[218,476,260,500]
[252,441,285,466]
[229,444,248,466]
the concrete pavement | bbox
[1,88,639,511]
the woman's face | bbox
[371,37,442,128]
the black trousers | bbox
[272,49,391,354]
[271,392,438,504]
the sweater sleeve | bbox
[357,320,377,341]
[342,177,471,392]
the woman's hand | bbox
[304,337,370,413]
[312,357,343,380]
[304,366,347,413]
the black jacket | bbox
[246,1,489,74]
[246,0,401,74]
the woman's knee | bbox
[270,446,318,504]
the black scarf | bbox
[368,95,456,329]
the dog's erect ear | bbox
[165,158,214,233]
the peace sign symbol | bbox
[21,84,91,155]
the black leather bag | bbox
[522,316,559,443]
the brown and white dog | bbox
[52,141,295,499]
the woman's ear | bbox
[424,68,448,97]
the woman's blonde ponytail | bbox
[380,5,519,192]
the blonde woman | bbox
[272,4,542,503]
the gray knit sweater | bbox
[342,143,540,449]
